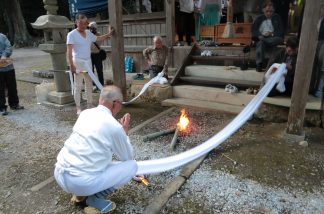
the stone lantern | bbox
[31,0,74,105]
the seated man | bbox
[252,0,284,72]
[54,85,138,213]
[143,36,168,79]
[264,36,298,97]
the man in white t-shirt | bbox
[54,85,137,213]
[67,13,113,115]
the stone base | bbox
[283,131,306,144]
[47,91,74,105]
[130,81,172,103]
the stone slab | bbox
[173,85,253,106]
[162,98,243,114]
[185,65,264,83]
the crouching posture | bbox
[54,85,137,213]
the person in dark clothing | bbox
[312,16,324,98]
[0,33,24,116]
[252,0,284,72]
[265,36,298,97]
[89,22,104,89]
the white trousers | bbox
[54,160,138,196]
[74,73,93,108]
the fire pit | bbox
[170,109,189,150]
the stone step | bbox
[173,85,254,106]
[185,65,264,83]
[162,97,244,114]
[179,76,261,88]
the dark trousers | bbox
[178,11,193,45]
[91,53,104,86]
[149,65,163,79]
[256,37,283,65]
[0,69,19,110]
[267,81,293,97]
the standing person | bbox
[178,0,195,46]
[263,36,298,97]
[313,15,324,98]
[252,0,284,72]
[89,22,104,91]
[54,85,138,213]
[67,13,113,115]
[0,33,24,116]
[143,36,168,79]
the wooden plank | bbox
[171,45,196,86]
[108,0,127,98]
[287,0,320,135]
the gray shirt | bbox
[0,33,14,72]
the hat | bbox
[88,22,97,28]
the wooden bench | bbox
[200,23,252,45]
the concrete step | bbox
[185,65,264,84]
[162,97,244,114]
[173,85,254,106]
[179,76,261,88]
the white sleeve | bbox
[110,127,134,161]
[67,32,74,45]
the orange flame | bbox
[177,109,189,131]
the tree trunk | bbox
[3,0,32,47]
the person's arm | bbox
[67,44,76,73]
[96,26,114,42]
[273,14,284,38]
[111,124,134,161]
[143,47,153,65]
[251,15,263,41]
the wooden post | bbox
[108,0,127,98]
[286,0,321,135]
[165,0,175,67]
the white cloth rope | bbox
[67,58,103,94]
[135,63,287,175]
[264,63,287,93]
[122,71,167,105]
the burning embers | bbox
[143,109,190,150]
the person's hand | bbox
[147,59,153,66]
[271,67,278,74]
[119,113,130,134]
[70,64,76,74]
[107,25,114,37]
[0,57,8,64]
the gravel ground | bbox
[0,48,323,213]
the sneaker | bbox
[10,104,24,110]
[246,87,253,94]
[86,196,116,213]
[225,84,232,92]
[229,85,239,93]
[0,108,8,116]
